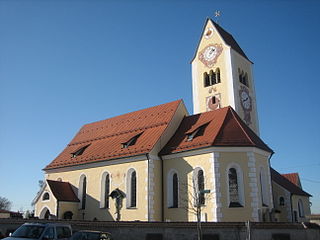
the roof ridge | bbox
[149,100,185,153]
[69,121,168,146]
[211,107,231,145]
[81,99,182,128]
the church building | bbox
[32,18,311,222]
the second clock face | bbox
[240,90,252,110]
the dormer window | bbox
[71,144,90,158]
[186,123,209,142]
[121,132,143,149]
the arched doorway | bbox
[39,207,51,219]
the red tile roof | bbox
[271,168,311,197]
[47,180,79,202]
[160,106,273,155]
[281,173,301,188]
[44,100,183,170]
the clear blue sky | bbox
[1,0,319,214]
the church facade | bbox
[32,18,311,222]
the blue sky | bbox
[0,0,319,214]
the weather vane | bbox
[214,10,221,24]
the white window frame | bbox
[126,168,137,208]
[100,171,111,208]
[42,191,50,202]
[259,166,269,206]
[226,163,245,207]
[167,169,179,208]
[78,174,87,210]
[192,167,205,206]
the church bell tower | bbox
[191,18,260,135]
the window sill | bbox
[229,202,243,208]
[168,206,179,209]
[126,207,137,210]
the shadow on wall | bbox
[72,185,115,221]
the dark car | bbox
[3,223,72,240]
[70,231,112,240]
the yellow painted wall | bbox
[292,195,311,222]
[163,152,214,222]
[58,202,79,219]
[34,185,57,218]
[272,182,292,222]
[192,20,232,113]
[163,149,272,222]
[42,158,149,221]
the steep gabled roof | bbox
[282,173,302,188]
[47,180,79,202]
[191,18,251,63]
[271,168,311,197]
[212,21,250,61]
[44,100,183,170]
[160,106,273,155]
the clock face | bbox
[204,46,217,61]
[240,90,251,110]
[198,44,223,68]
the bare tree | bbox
[179,177,211,240]
[0,196,12,210]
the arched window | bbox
[259,167,269,206]
[298,199,304,218]
[227,165,244,208]
[216,68,221,83]
[228,168,239,205]
[79,175,87,210]
[167,170,179,208]
[193,168,205,206]
[100,172,110,208]
[244,73,249,87]
[279,196,285,206]
[209,70,216,85]
[127,169,137,208]
[42,192,50,201]
[172,173,178,208]
[204,72,210,87]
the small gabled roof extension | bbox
[282,172,302,188]
[160,106,273,155]
[271,168,311,197]
[47,180,79,202]
[44,100,183,170]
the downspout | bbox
[160,155,164,222]
[146,153,150,222]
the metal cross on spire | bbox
[214,10,221,24]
